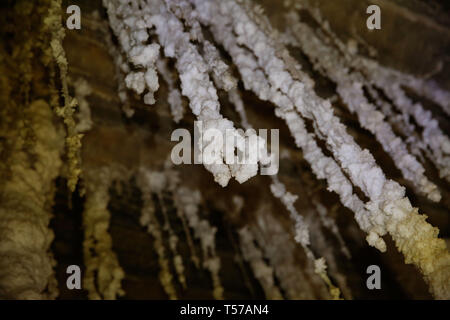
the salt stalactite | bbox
[0,100,64,299]
[137,164,223,299]
[313,258,341,300]
[104,0,272,187]
[43,0,82,192]
[101,16,135,118]
[155,0,271,185]
[227,78,310,248]
[330,26,449,184]
[166,0,238,92]
[313,201,351,259]
[229,196,258,296]
[270,178,310,247]
[164,167,200,268]
[228,58,348,297]
[228,76,343,298]
[189,0,449,299]
[193,0,373,236]
[174,186,224,299]
[159,195,187,289]
[202,40,238,92]
[270,179,342,299]
[362,84,426,162]
[231,79,342,298]
[229,76,343,262]
[361,63,450,182]
[103,0,160,105]
[164,0,204,41]
[305,209,353,300]
[238,227,283,300]
[137,169,178,299]
[405,78,450,117]
[228,89,251,130]
[296,0,450,183]
[73,78,93,133]
[352,60,450,182]
[145,170,187,291]
[156,58,185,123]
[284,11,440,201]
[82,167,125,300]
[251,210,326,299]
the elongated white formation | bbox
[229,78,343,298]
[82,167,125,300]
[73,78,93,133]
[137,169,178,299]
[270,178,310,247]
[313,201,351,259]
[406,78,450,117]
[137,163,224,299]
[238,226,283,299]
[231,79,342,298]
[197,0,449,298]
[174,186,224,299]
[157,58,185,123]
[356,60,450,183]
[198,0,449,298]
[251,209,328,299]
[103,0,450,299]
[284,11,440,201]
[191,0,372,235]
[105,0,273,187]
[104,0,160,105]
[294,0,450,183]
